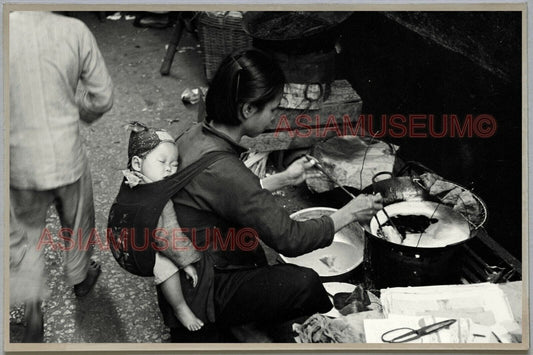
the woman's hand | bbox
[330,193,383,232]
[346,193,383,223]
[260,156,320,191]
[282,156,321,186]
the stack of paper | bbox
[363,283,517,343]
[380,283,515,325]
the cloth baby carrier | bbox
[107,151,228,276]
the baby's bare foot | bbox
[175,304,204,331]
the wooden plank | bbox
[323,79,362,104]
[242,127,344,152]
[473,229,522,277]
[242,105,367,150]
[243,80,363,151]
[266,101,363,133]
[265,79,362,131]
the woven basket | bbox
[198,12,252,82]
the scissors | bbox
[381,319,457,343]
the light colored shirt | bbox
[9,11,114,190]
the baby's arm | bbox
[154,201,200,268]
[155,254,203,331]
[153,201,199,287]
[153,252,179,285]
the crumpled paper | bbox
[335,285,371,316]
[294,288,385,343]
[181,87,208,105]
[306,135,398,193]
[293,313,363,343]
[278,83,325,110]
[418,172,485,227]
[242,151,269,178]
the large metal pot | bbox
[363,165,485,289]
[364,230,466,290]
[364,201,473,289]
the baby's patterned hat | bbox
[127,121,175,161]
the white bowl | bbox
[279,207,365,278]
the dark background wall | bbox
[337,12,522,258]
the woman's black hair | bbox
[205,49,285,126]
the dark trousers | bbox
[170,264,332,342]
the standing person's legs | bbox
[215,264,332,326]
[10,188,53,300]
[54,162,100,295]
[10,188,54,342]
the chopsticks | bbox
[305,154,357,199]
[305,154,403,241]
[380,207,403,241]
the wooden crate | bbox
[241,80,362,152]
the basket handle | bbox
[372,171,394,193]
[372,171,393,185]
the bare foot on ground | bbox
[174,304,204,331]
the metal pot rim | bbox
[368,201,473,250]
